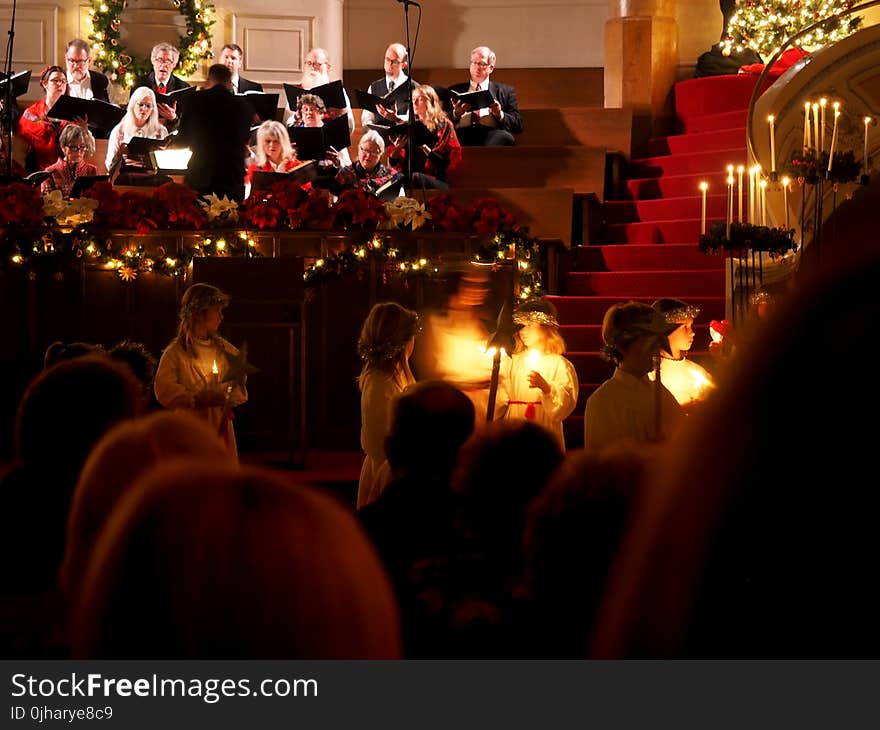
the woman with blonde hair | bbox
[154,283,248,460]
[356,301,420,508]
[387,84,462,190]
[104,87,168,171]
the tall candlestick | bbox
[819,98,827,152]
[812,103,820,154]
[804,101,812,152]
[827,108,840,174]
[748,166,755,224]
[760,178,768,226]
[699,181,708,236]
[726,173,734,239]
[767,115,776,173]
[865,117,872,177]
[737,165,744,222]
[781,176,790,230]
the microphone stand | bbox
[2,0,19,181]
[398,0,421,196]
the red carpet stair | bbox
[550,75,766,448]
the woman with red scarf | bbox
[15,65,70,172]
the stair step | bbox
[646,127,746,157]
[548,294,726,322]
[567,352,616,382]
[605,194,728,224]
[574,243,724,271]
[682,109,748,134]
[605,217,725,244]
[561,323,711,351]
[565,269,725,297]
[625,171,735,201]
[673,74,769,122]
[629,147,748,178]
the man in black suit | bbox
[361,42,415,127]
[134,42,190,127]
[176,64,252,201]
[219,44,263,94]
[64,39,110,103]
[448,46,523,146]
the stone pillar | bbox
[604,0,679,138]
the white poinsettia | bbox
[199,193,240,224]
[42,191,98,226]
[380,197,431,230]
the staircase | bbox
[550,74,768,448]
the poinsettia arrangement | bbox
[0,183,46,228]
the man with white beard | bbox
[284,47,354,132]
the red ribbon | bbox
[507,400,541,419]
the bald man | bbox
[361,42,417,128]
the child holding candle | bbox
[154,283,248,460]
[500,299,578,450]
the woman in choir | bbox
[333,129,402,197]
[245,120,302,185]
[288,94,350,167]
[104,87,168,171]
[15,65,70,172]
[40,125,98,198]
[387,85,462,190]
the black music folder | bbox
[450,87,494,110]
[125,136,169,156]
[288,114,351,161]
[47,96,126,135]
[155,85,196,107]
[366,120,434,148]
[238,91,280,123]
[251,161,318,191]
[354,85,410,116]
[283,80,347,111]
[70,174,110,198]
[0,70,32,98]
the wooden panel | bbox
[231,13,316,85]
[448,146,607,198]
[420,187,574,247]
[517,107,633,155]
[344,68,604,109]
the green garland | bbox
[699,220,797,257]
[87,0,216,88]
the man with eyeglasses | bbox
[285,47,354,133]
[448,46,522,146]
[134,42,191,128]
[360,43,416,128]
[65,39,110,103]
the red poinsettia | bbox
[240,189,282,230]
[425,193,468,231]
[0,183,46,227]
[467,197,517,236]
[152,182,207,229]
[329,189,386,230]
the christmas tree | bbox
[721,0,862,58]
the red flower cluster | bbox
[425,194,469,231]
[83,182,207,233]
[0,183,46,228]
[152,183,207,229]
[329,189,386,230]
[241,181,330,230]
[467,197,517,236]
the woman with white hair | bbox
[104,87,168,170]
[245,120,302,181]
[333,129,402,198]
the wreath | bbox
[87,0,216,88]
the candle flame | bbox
[699,181,708,191]
[211,360,219,375]
[781,176,790,187]
[737,164,745,173]
[767,114,774,123]
[865,116,872,125]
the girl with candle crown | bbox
[501,298,578,450]
[154,283,248,460]
[647,297,716,409]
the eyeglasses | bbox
[470,61,491,68]
[136,102,154,108]
[304,60,327,69]
[384,57,402,65]
[46,77,67,85]
[154,56,175,66]
[359,147,381,156]
[65,145,87,152]
[66,57,89,66]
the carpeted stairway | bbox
[550,74,767,448]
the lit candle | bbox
[737,165,744,222]
[812,103,820,153]
[211,359,219,386]
[781,176,790,230]
[699,181,708,235]
[760,178,768,226]
[804,101,812,152]
[827,107,840,175]
[865,117,872,177]
[726,172,734,239]
[768,115,776,173]
[526,348,541,379]
[748,166,755,223]
[819,98,827,152]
